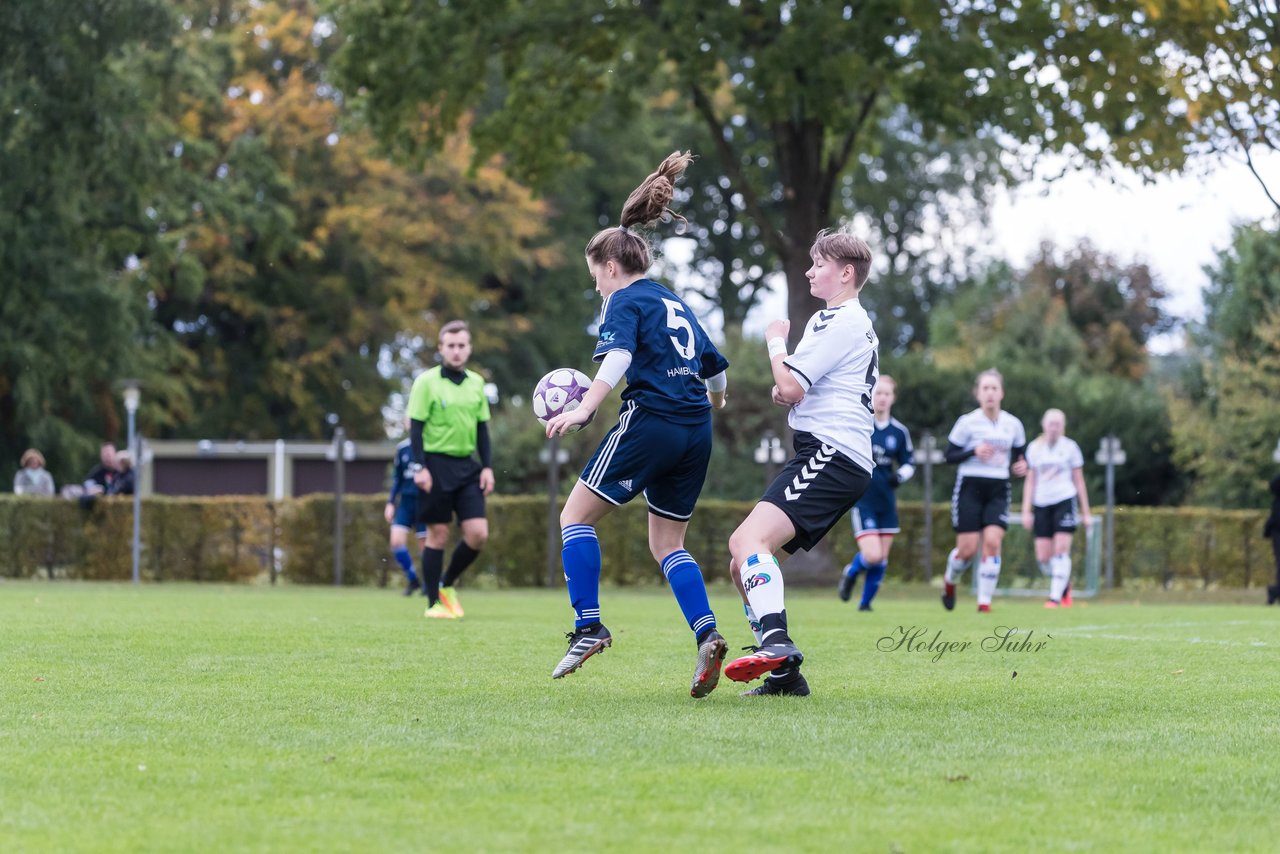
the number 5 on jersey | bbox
[662,298,695,360]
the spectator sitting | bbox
[107,451,135,497]
[83,442,118,496]
[13,448,55,496]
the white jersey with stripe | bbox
[782,301,878,473]
[948,409,1027,480]
[1026,436,1084,507]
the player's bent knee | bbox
[425,526,450,549]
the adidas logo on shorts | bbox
[618,479,633,491]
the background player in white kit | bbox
[940,369,1028,613]
[722,229,879,697]
[1020,408,1092,608]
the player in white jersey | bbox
[722,229,878,697]
[940,369,1028,613]
[1020,409,1092,608]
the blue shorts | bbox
[392,494,426,534]
[852,493,900,537]
[579,401,712,522]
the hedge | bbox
[0,495,1273,590]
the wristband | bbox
[767,337,787,360]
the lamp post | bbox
[914,432,947,581]
[327,426,355,586]
[122,380,142,584]
[754,433,786,489]
[1095,434,1126,590]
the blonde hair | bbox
[811,228,873,289]
[1031,408,1067,450]
[20,448,44,468]
[585,151,694,273]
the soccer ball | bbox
[532,368,593,433]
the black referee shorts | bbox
[416,453,486,526]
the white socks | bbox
[742,552,784,628]
[976,556,1001,606]
[944,549,969,585]
[1050,554,1071,601]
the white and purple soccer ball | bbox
[532,368,593,433]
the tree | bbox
[673,105,1007,347]
[1021,242,1173,379]
[140,1,557,440]
[1172,310,1280,508]
[1148,0,1280,211]
[334,0,1194,344]
[0,0,187,487]
[1172,217,1280,507]
[1200,218,1280,360]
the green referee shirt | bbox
[406,366,492,458]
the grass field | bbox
[2,580,1277,853]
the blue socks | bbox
[562,527,716,639]
[861,560,887,608]
[845,553,867,579]
[661,550,716,640]
[392,546,417,582]
[561,525,601,629]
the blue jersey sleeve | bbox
[593,292,641,361]
[896,424,914,467]
[699,341,729,381]
[389,445,409,504]
[389,450,405,504]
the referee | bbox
[408,320,494,620]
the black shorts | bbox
[760,432,872,554]
[416,453,486,526]
[1033,498,1078,538]
[952,476,1010,533]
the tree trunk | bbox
[776,120,828,348]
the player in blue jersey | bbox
[837,375,914,611]
[384,429,426,595]
[543,151,731,699]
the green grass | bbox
[2,581,1277,853]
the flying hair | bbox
[585,150,695,274]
